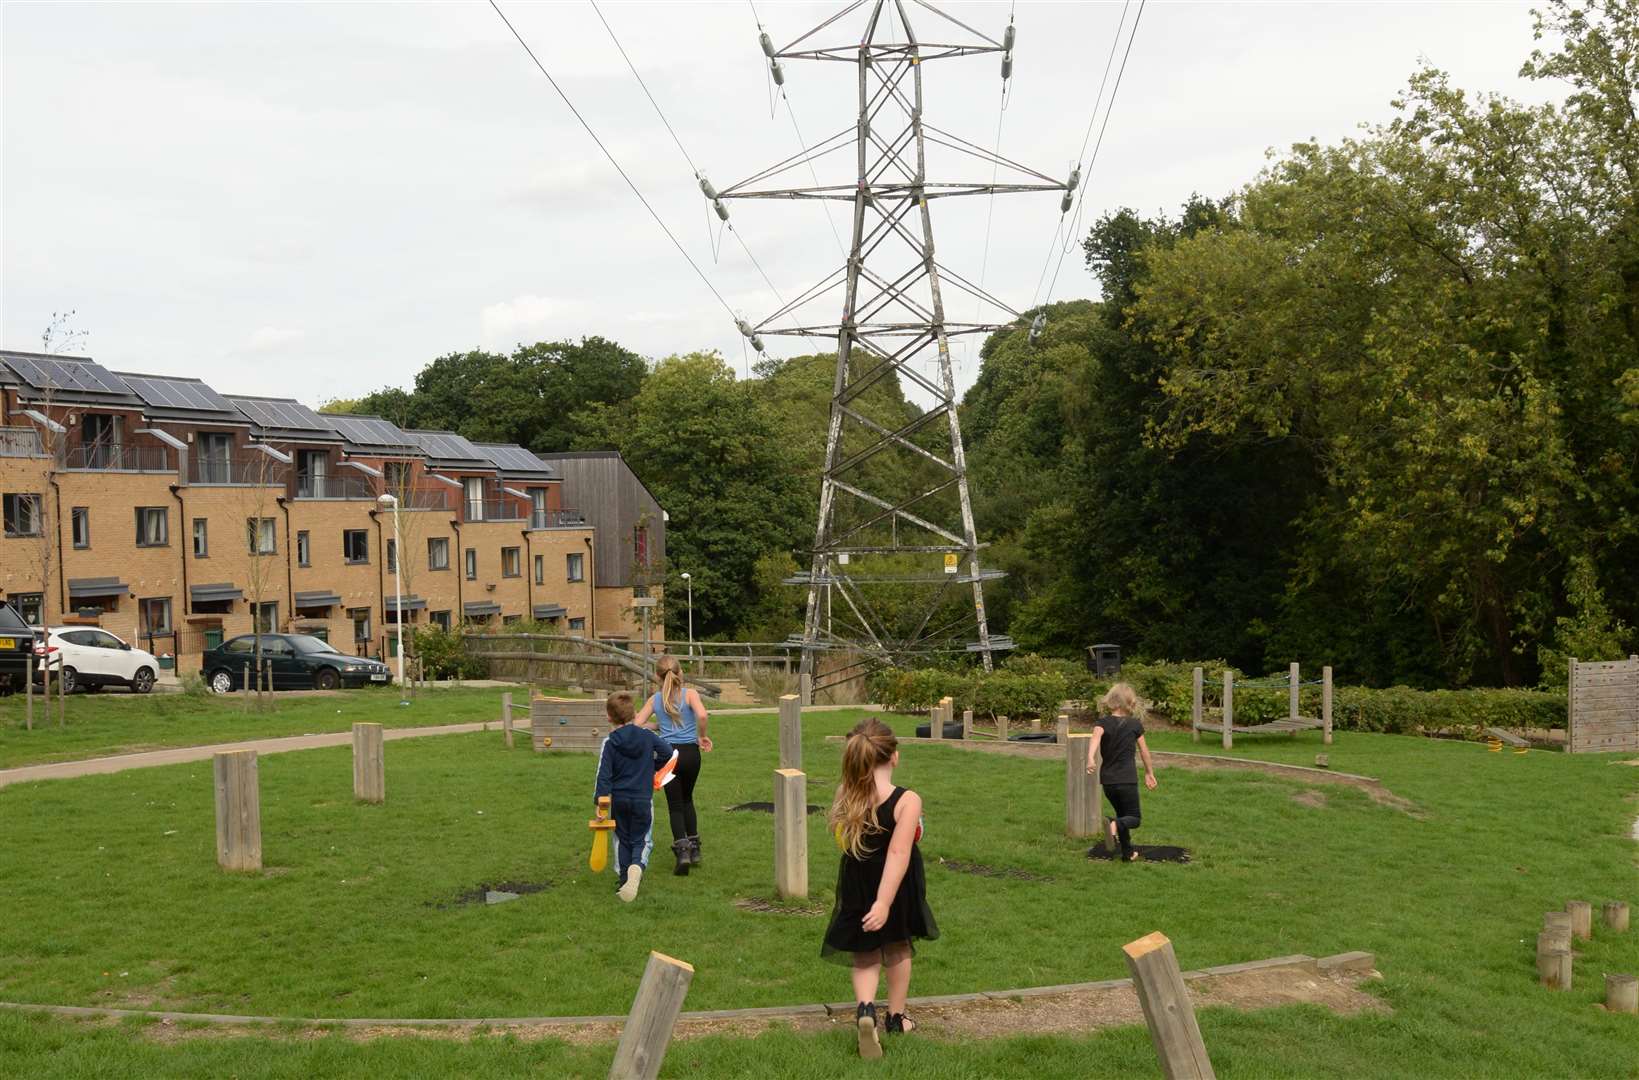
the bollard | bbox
[773,768,808,899]
[213,750,262,872]
[778,694,803,769]
[352,723,385,803]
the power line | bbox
[485,0,738,323]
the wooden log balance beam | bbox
[213,750,262,872]
[778,695,802,770]
[609,951,695,1080]
[774,768,808,899]
[351,723,384,804]
[1123,931,1216,1080]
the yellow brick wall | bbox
[526,529,596,630]
[593,583,664,642]
[287,497,391,657]
[0,454,54,618]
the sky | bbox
[1,1,1562,405]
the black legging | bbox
[1104,783,1142,859]
[663,742,702,841]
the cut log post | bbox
[212,750,262,872]
[799,672,813,707]
[1056,713,1070,744]
[502,691,514,749]
[998,715,1010,742]
[778,694,802,769]
[773,768,808,899]
[1606,974,1637,1014]
[1191,667,1203,743]
[1538,939,1572,990]
[1566,900,1593,942]
[1066,733,1100,839]
[1544,911,1573,937]
[1289,662,1300,724]
[1122,931,1215,1080]
[1031,716,1043,732]
[24,665,32,731]
[1221,671,1234,750]
[932,696,951,741]
[1322,665,1333,745]
[608,950,695,1080]
[352,723,385,804]
[962,709,972,740]
[532,713,548,753]
[1604,901,1629,932]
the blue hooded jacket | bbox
[595,722,671,801]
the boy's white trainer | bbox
[617,865,643,902]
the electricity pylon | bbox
[719,0,1071,685]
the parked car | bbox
[0,602,34,695]
[34,626,160,694]
[201,633,392,693]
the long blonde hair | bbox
[656,654,684,716]
[828,717,898,860]
[1100,682,1139,716]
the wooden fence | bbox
[1567,656,1639,753]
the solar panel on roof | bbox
[478,443,555,474]
[2,353,134,397]
[226,396,336,434]
[324,414,415,448]
[118,373,236,415]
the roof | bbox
[0,351,145,408]
[534,450,665,511]
[404,429,495,471]
[475,441,559,481]
[114,371,246,424]
[318,413,419,456]
[228,396,345,443]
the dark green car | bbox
[201,633,391,693]
[0,602,35,695]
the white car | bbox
[35,626,160,694]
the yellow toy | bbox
[588,795,617,872]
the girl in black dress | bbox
[822,717,938,1060]
[1085,682,1158,861]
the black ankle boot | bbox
[855,1001,881,1059]
[670,839,690,876]
[884,1011,909,1034]
[686,836,702,867]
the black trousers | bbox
[663,742,702,841]
[1104,783,1142,858]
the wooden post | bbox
[212,750,262,872]
[1567,657,1578,752]
[962,708,972,740]
[352,723,385,804]
[1289,662,1299,724]
[778,694,802,769]
[608,951,695,1080]
[1056,713,1070,744]
[773,768,808,899]
[933,696,952,740]
[1322,665,1333,745]
[1122,932,1215,1080]
[1566,900,1593,942]
[1604,900,1629,932]
[502,692,514,749]
[1031,716,1043,732]
[242,662,250,708]
[1066,733,1100,839]
[24,663,32,731]
[1606,974,1638,1014]
[532,712,547,753]
[1538,937,1572,990]
[1545,910,1572,935]
[56,655,65,727]
[1221,671,1234,750]
[799,671,813,707]
[998,714,1010,742]
[1191,667,1202,743]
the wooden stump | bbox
[502,691,514,749]
[778,694,803,769]
[1322,665,1333,745]
[609,951,695,1080]
[1606,974,1637,1014]
[213,750,262,872]
[799,672,813,707]
[1538,942,1572,990]
[1056,714,1070,743]
[998,715,1010,742]
[1191,667,1203,743]
[1221,671,1234,749]
[1123,931,1215,1080]
[1065,734,1100,839]
[933,696,952,741]
[962,709,973,740]
[773,768,808,899]
[1604,901,1629,932]
[352,723,384,804]
[1566,900,1593,942]
[1545,910,1573,937]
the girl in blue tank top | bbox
[635,655,712,875]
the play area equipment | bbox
[529,694,608,752]
[1566,655,1639,753]
[1192,664,1333,749]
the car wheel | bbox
[59,666,78,694]
[132,667,156,694]
[315,667,340,691]
[209,669,235,695]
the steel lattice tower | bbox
[720,0,1069,684]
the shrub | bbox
[413,624,489,681]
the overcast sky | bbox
[2,1,1559,404]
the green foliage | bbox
[412,624,489,680]
[1535,555,1633,688]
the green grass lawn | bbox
[1,707,1635,1078]
[0,685,532,770]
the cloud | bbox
[243,326,305,352]
[479,294,565,347]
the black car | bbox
[0,602,35,695]
[201,633,392,693]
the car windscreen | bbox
[0,604,27,631]
[291,635,341,655]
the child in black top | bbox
[595,692,672,903]
[1086,682,1157,861]
[822,717,938,1060]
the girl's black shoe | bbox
[855,1001,882,1059]
[686,836,702,867]
[670,839,691,876]
[884,1012,914,1034]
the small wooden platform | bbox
[1483,726,1530,748]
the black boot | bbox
[855,1002,881,1059]
[670,839,690,876]
[686,836,702,868]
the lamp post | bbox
[377,492,406,703]
[681,571,694,673]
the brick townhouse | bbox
[0,349,665,674]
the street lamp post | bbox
[377,492,406,703]
[681,571,694,674]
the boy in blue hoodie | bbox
[595,692,672,902]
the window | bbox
[247,517,277,555]
[568,616,585,632]
[343,529,369,563]
[501,546,521,578]
[3,494,42,537]
[384,460,410,494]
[566,552,584,582]
[428,537,449,570]
[193,518,208,558]
[71,507,90,548]
[349,607,372,643]
[296,530,310,567]
[197,433,232,483]
[464,548,477,580]
[297,450,328,497]
[502,614,521,626]
[633,524,650,568]
[429,610,451,631]
[387,538,397,573]
[464,477,484,520]
[223,636,255,656]
[254,602,278,633]
[135,507,169,546]
[11,592,44,625]
[140,597,173,637]
[258,634,292,658]
[534,553,545,585]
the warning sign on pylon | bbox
[944,554,959,574]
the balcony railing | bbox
[0,428,43,458]
[400,486,453,512]
[295,473,377,500]
[465,497,526,523]
[531,508,586,529]
[189,456,287,486]
[61,440,173,472]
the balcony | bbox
[530,508,586,529]
[399,486,454,512]
[0,428,43,458]
[189,456,287,486]
[295,473,377,500]
[60,440,173,473]
[465,497,526,523]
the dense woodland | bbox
[332,2,1637,689]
